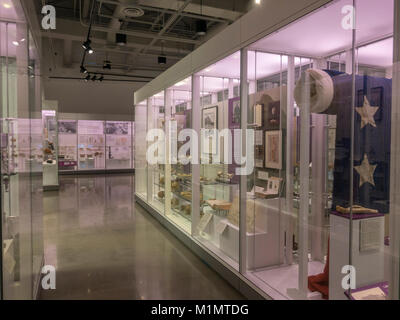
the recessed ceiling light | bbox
[255,0,261,4]
[12,41,19,46]
[3,3,12,9]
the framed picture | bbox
[58,121,77,134]
[202,106,218,154]
[228,97,241,128]
[265,130,282,169]
[266,101,280,129]
[254,104,264,127]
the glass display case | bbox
[135,0,399,300]
[105,121,132,169]
[78,120,105,170]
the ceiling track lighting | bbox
[158,41,167,65]
[83,73,105,82]
[103,60,112,70]
[116,33,127,46]
[80,65,88,74]
[195,0,207,36]
[195,20,207,36]
[82,39,91,50]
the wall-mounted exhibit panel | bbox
[57,116,135,172]
[135,0,399,300]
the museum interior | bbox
[1,0,400,301]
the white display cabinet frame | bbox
[134,0,400,300]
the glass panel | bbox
[77,120,105,170]
[135,101,147,200]
[192,51,241,270]
[165,77,192,234]
[1,0,43,299]
[148,91,165,213]
[244,0,354,300]
[345,0,394,300]
[105,121,132,170]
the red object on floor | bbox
[308,239,329,299]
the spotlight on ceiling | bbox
[255,0,261,4]
[82,39,91,50]
[195,20,207,36]
[88,48,94,54]
[103,60,112,70]
[116,33,127,46]
[158,56,167,65]
[80,65,88,74]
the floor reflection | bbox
[41,174,244,300]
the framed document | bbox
[265,130,282,169]
[254,104,263,127]
[202,106,218,154]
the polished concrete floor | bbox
[40,174,244,300]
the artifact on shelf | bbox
[158,191,165,199]
[206,199,232,211]
[180,204,191,215]
[335,205,379,214]
[216,171,234,183]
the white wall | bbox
[43,79,140,115]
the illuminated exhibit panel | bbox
[77,120,106,170]
[164,78,193,234]
[135,101,148,201]
[193,52,241,269]
[243,0,393,300]
[148,91,166,213]
[58,120,78,171]
[105,121,132,170]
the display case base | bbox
[136,195,268,300]
[43,185,60,191]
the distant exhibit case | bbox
[42,109,59,191]
[135,0,400,301]
[57,116,134,173]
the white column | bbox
[192,75,201,236]
[298,72,311,297]
[165,89,172,216]
[147,97,154,203]
[345,49,353,74]
[239,48,248,273]
[311,59,328,262]
[285,56,295,265]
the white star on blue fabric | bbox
[356,96,379,129]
